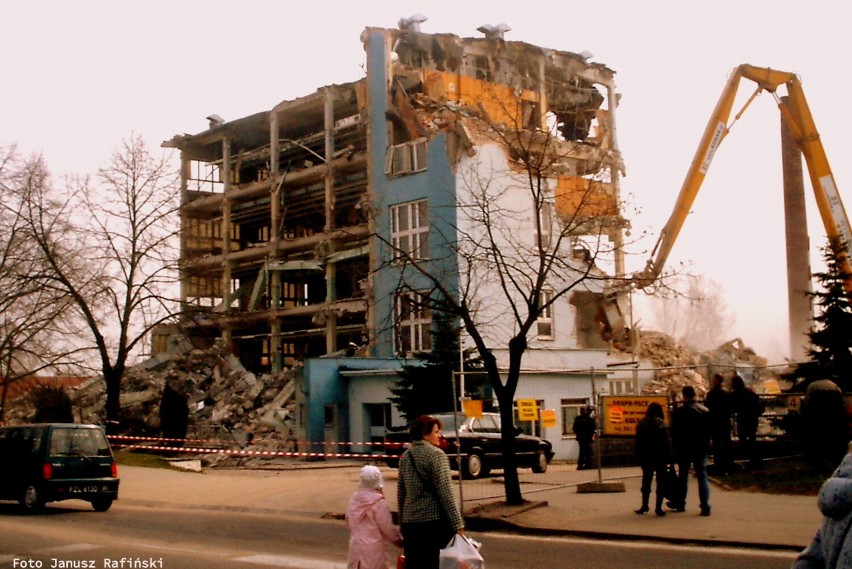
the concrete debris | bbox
[8,339,299,468]
[631,330,777,398]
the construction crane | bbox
[632,64,852,295]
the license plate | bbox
[69,485,99,494]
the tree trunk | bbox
[498,389,523,504]
[104,369,122,434]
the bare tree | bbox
[0,146,80,422]
[378,111,630,503]
[17,135,180,431]
[649,274,733,351]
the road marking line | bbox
[233,554,347,568]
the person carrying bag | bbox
[439,534,484,569]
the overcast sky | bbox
[4,0,851,364]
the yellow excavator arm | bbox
[634,64,852,295]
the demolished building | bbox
[163,24,625,372]
[161,23,628,462]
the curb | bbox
[463,512,805,552]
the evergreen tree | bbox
[787,238,852,392]
[390,311,485,423]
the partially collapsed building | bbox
[163,23,628,460]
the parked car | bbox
[0,423,120,512]
[383,412,554,479]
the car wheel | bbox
[462,452,484,479]
[20,484,44,513]
[532,450,548,474]
[91,497,114,512]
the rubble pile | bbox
[635,331,775,398]
[636,330,706,397]
[3,340,300,468]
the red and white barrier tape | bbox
[112,442,399,460]
[108,434,408,448]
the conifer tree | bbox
[390,311,484,423]
[787,237,852,392]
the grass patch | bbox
[114,450,173,469]
[711,456,833,496]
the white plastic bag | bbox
[439,534,484,569]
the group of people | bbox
[633,372,764,517]
[346,414,464,569]
[706,372,764,472]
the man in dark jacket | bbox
[670,385,712,516]
[704,373,733,474]
[573,406,596,470]
[731,373,763,468]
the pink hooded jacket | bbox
[346,487,403,569]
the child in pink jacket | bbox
[346,465,403,569]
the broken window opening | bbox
[189,160,224,194]
[537,290,554,340]
[535,200,554,251]
[385,138,428,176]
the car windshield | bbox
[49,428,111,458]
[432,413,465,432]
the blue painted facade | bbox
[299,31,460,450]
[364,29,460,359]
[297,357,404,451]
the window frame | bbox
[537,289,554,340]
[385,138,428,176]
[394,290,432,356]
[561,398,590,438]
[390,199,430,262]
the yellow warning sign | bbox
[463,399,483,418]
[540,409,557,428]
[601,395,669,437]
[516,399,539,422]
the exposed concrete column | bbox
[538,56,548,130]
[606,83,625,278]
[221,137,233,348]
[179,154,191,309]
[781,97,813,361]
[324,88,338,352]
[269,112,283,371]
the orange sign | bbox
[601,395,669,437]
[540,409,557,429]
[463,399,483,418]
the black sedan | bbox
[384,412,554,479]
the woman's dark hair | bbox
[410,415,443,439]
[646,402,664,420]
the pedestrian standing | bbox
[634,402,672,516]
[346,465,403,569]
[731,373,763,468]
[705,373,734,474]
[397,415,465,569]
[573,406,597,470]
[670,385,712,516]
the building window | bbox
[561,398,589,438]
[391,200,429,261]
[535,200,553,251]
[608,378,637,395]
[385,138,428,176]
[537,290,554,340]
[395,291,432,355]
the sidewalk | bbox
[116,463,821,552]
